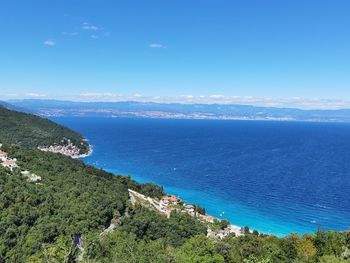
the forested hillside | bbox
[0,145,199,262]
[0,106,88,153]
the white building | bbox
[1,159,18,171]
[0,151,8,161]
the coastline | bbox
[78,149,248,237]
[52,117,348,237]
[107,167,251,237]
[103,167,306,237]
[65,139,308,236]
[128,188,245,238]
[73,145,93,159]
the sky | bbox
[1,0,350,108]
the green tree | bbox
[176,235,224,263]
[314,229,345,257]
[28,236,75,263]
[295,236,317,262]
[319,255,350,263]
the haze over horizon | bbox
[1,0,350,109]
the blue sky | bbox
[1,0,350,108]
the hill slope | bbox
[0,105,89,153]
[0,145,197,262]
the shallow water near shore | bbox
[53,117,350,236]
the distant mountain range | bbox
[4,99,350,122]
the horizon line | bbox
[3,97,350,111]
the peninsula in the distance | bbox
[6,99,350,123]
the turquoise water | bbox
[53,117,350,236]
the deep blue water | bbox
[53,117,350,236]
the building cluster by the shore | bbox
[38,140,90,158]
[159,194,216,222]
[128,189,243,239]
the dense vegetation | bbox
[1,107,350,262]
[0,106,88,152]
[0,145,204,262]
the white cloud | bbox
[90,34,98,39]
[127,95,350,110]
[149,43,164,48]
[79,92,144,102]
[80,92,117,97]
[209,94,225,99]
[43,40,55,46]
[79,93,122,100]
[82,23,99,31]
[25,93,47,98]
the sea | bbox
[53,117,350,236]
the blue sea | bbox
[53,117,350,236]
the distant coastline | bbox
[73,144,93,159]
[8,99,350,123]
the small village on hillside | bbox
[0,143,41,182]
[38,138,92,159]
[128,189,244,239]
[38,139,89,158]
[0,144,18,172]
